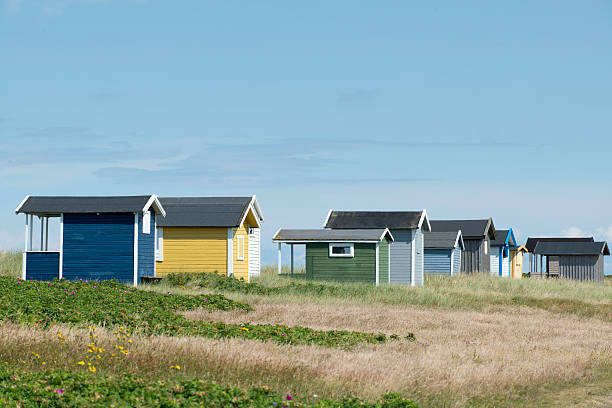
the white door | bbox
[248,227,260,279]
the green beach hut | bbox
[272,228,394,285]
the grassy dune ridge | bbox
[1,252,611,407]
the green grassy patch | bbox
[163,270,612,321]
[0,366,419,407]
[0,251,20,278]
[0,277,403,348]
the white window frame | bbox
[237,235,245,261]
[484,240,488,255]
[329,243,354,258]
[142,211,151,234]
[155,228,163,261]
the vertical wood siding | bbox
[305,243,376,283]
[414,228,424,286]
[490,248,500,276]
[502,249,511,277]
[138,210,156,279]
[389,229,413,284]
[559,255,603,282]
[379,238,389,283]
[25,252,59,281]
[483,236,491,273]
[156,227,227,276]
[248,227,260,278]
[424,249,451,275]
[232,223,249,281]
[62,213,134,283]
[452,248,461,275]
[462,238,490,274]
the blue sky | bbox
[1,1,611,271]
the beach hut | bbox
[423,230,464,276]
[272,228,393,285]
[430,219,495,274]
[511,246,527,279]
[525,237,594,277]
[532,241,609,282]
[323,210,430,286]
[155,196,263,281]
[489,228,517,278]
[15,195,166,285]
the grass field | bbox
[1,251,611,407]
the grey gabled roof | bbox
[533,241,610,256]
[324,210,429,230]
[424,231,464,250]
[273,228,393,243]
[157,196,262,227]
[525,237,594,252]
[15,195,165,216]
[490,229,517,246]
[430,218,495,239]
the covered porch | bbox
[20,210,62,281]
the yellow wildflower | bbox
[77,361,85,365]
[241,327,249,332]
[88,366,96,373]
[170,365,181,370]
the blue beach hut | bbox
[423,230,465,276]
[490,228,517,277]
[15,195,166,286]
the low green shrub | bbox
[166,272,196,286]
[0,277,404,348]
[0,367,419,407]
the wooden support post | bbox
[28,215,33,251]
[23,214,29,280]
[39,216,44,251]
[45,217,49,251]
[290,244,294,275]
[277,243,282,275]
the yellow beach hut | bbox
[510,245,527,279]
[155,196,264,281]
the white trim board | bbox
[15,195,30,214]
[238,196,263,228]
[388,244,391,283]
[227,228,234,277]
[375,242,380,286]
[411,230,416,286]
[133,213,139,287]
[328,243,354,258]
[143,194,166,217]
[323,209,333,228]
[417,209,431,231]
[59,214,64,279]
[273,240,382,244]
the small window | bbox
[329,243,354,258]
[237,235,245,261]
[143,211,151,234]
[484,241,488,255]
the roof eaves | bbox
[143,194,166,217]
[455,230,465,250]
[418,209,431,231]
[323,208,333,228]
[14,195,30,214]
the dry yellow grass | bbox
[183,301,612,398]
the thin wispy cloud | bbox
[2,0,23,13]
[337,89,378,105]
